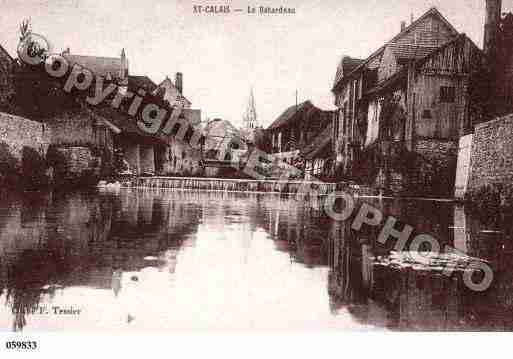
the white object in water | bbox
[106,181,121,189]
[99,181,122,190]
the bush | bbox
[465,184,513,223]
[0,142,19,187]
[22,146,49,189]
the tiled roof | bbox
[334,56,364,88]
[364,68,407,96]
[155,77,191,106]
[332,7,459,91]
[128,75,157,93]
[385,8,457,48]
[364,34,483,96]
[267,101,314,130]
[415,33,483,67]
[0,43,14,62]
[389,44,438,61]
[64,54,122,79]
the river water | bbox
[0,188,512,331]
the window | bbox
[440,86,456,103]
[314,159,324,176]
[429,18,435,32]
[422,109,433,119]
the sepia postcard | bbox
[1,0,513,356]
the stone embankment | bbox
[0,112,102,188]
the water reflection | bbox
[0,189,513,331]
[0,189,199,331]
[328,198,513,331]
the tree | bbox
[18,19,48,64]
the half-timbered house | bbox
[332,7,488,196]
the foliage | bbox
[22,146,49,189]
[18,19,48,62]
[13,62,80,119]
[466,184,513,224]
[378,93,405,141]
[0,142,19,187]
[0,142,50,189]
[350,141,450,197]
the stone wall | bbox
[44,109,114,178]
[49,146,102,185]
[0,112,51,160]
[415,139,458,165]
[0,110,113,187]
[468,114,513,193]
[367,139,457,197]
[44,110,97,146]
[0,112,51,186]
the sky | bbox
[1,0,512,128]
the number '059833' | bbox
[5,341,37,350]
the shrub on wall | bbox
[0,141,19,187]
[45,144,68,180]
[21,146,49,189]
[465,183,513,223]
[0,143,50,189]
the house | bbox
[332,7,488,196]
[63,47,129,85]
[202,118,249,177]
[153,73,192,109]
[300,123,334,180]
[61,51,206,177]
[16,46,203,180]
[17,48,132,181]
[266,101,333,170]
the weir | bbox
[124,176,378,197]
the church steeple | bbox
[120,48,128,80]
[243,87,258,130]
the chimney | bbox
[401,21,406,31]
[175,72,183,94]
[484,0,502,57]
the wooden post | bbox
[406,62,416,152]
